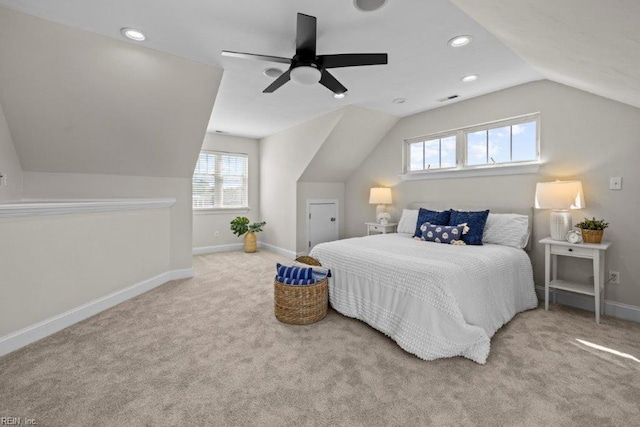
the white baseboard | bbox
[193,243,244,255]
[0,267,194,358]
[535,286,640,323]
[257,241,297,259]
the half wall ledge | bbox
[0,199,176,218]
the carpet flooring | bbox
[1,250,640,426]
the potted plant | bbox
[230,217,266,253]
[575,217,609,244]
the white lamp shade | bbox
[535,181,585,210]
[290,66,321,85]
[369,187,392,205]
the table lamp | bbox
[369,187,392,222]
[535,180,585,240]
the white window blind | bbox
[193,151,248,209]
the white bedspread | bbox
[309,234,538,364]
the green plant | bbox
[230,216,266,236]
[575,217,609,230]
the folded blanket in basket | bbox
[276,275,317,285]
[276,263,313,280]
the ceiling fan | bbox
[221,13,388,95]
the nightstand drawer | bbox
[550,245,594,258]
[370,224,383,232]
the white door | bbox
[308,202,338,250]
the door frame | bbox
[306,199,339,254]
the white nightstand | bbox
[366,222,398,236]
[539,237,612,324]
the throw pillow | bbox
[397,209,419,234]
[420,222,467,245]
[482,213,530,249]
[413,208,451,238]
[449,209,490,245]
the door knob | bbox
[330,217,336,222]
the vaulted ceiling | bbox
[0,0,638,143]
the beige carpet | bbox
[1,250,640,426]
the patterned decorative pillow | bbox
[276,275,317,286]
[449,209,490,245]
[413,208,451,238]
[276,263,313,280]
[420,222,467,245]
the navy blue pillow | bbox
[413,208,451,238]
[420,222,467,244]
[448,209,490,245]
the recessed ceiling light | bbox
[354,0,387,12]
[333,92,347,99]
[392,98,406,104]
[461,74,478,83]
[121,28,146,42]
[448,35,472,48]
[263,68,284,78]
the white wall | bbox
[260,110,344,252]
[346,80,640,308]
[0,100,22,200]
[193,133,260,250]
[296,182,345,254]
[0,208,171,337]
[23,173,192,270]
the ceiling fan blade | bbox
[221,50,291,65]
[263,69,291,93]
[319,53,388,69]
[296,13,317,56]
[319,70,347,94]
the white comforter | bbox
[309,233,538,364]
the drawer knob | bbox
[568,248,573,252]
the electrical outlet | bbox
[609,271,620,285]
[214,231,220,238]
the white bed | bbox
[309,232,538,364]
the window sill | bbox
[193,207,251,215]
[400,163,540,181]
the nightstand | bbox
[539,237,612,324]
[366,222,398,236]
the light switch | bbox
[609,177,622,190]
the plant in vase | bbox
[377,212,391,225]
[230,217,266,253]
[575,217,609,244]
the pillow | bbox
[276,263,313,280]
[449,209,490,245]
[413,208,451,238]
[420,222,467,245]
[482,213,529,249]
[276,276,317,286]
[397,209,419,234]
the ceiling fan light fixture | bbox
[333,92,346,99]
[121,27,146,42]
[290,65,321,85]
[448,35,472,48]
[354,0,387,12]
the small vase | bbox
[244,231,257,253]
[380,219,389,225]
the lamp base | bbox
[376,204,386,223]
[550,210,572,240]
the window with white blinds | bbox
[192,151,248,209]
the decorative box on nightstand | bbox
[366,222,398,236]
[539,237,612,324]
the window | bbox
[192,151,248,209]
[403,113,539,177]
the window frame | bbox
[405,130,459,173]
[402,113,540,178]
[192,150,249,211]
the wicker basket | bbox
[581,229,604,244]
[274,256,328,325]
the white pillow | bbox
[482,213,529,249]
[397,209,419,234]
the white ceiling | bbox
[0,0,542,139]
[450,0,640,111]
